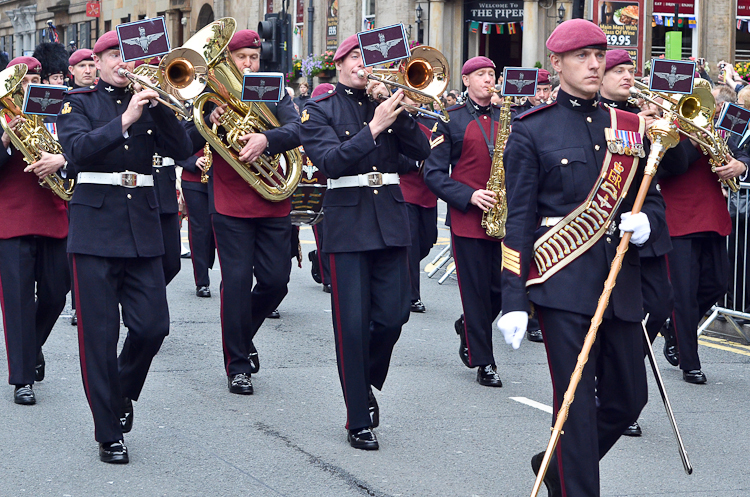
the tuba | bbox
[0,64,74,201]
[169,18,302,201]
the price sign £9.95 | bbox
[598,1,639,48]
[607,34,633,47]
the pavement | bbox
[1,202,750,496]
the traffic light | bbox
[258,14,282,72]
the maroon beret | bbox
[461,56,496,76]
[334,34,359,62]
[311,83,335,98]
[93,31,119,54]
[546,19,607,54]
[8,56,41,74]
[605,49,633,72]
[69,49,94,67]
[228,30,261,51]
[537,69,551,85]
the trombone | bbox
[118,66,196,119]
[629,78,739,191]
[357,45,451,122]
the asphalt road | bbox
[1,202,749,496]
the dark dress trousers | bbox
[424,99,503,367]
[501,90,678,496]
[153,152,181,284]
[300,83,431,430]
[57,79,191,444]
[0,147,70,386]
[179,153,215,288]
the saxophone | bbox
[481,95,512,238]
[200,142,212,184]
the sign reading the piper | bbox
[357,24,410,67]
[241,73,284,102]
[649,58,695,94]
[501,68,538,97]
[116,17,171,63]
[23,84,66,116]
[717,103,750,136]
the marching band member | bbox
[68,49,96,89]
[300,34,430,450]
[423,56,505,387]
[497,20,676,495]
[57,30,192,463]
[197,29,301,395]
[0,56,70,405]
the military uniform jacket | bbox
[153,148,179,215]
[0,147,68,239]
[501,90,669,322]
[423,99,502,241]
[399,118,437,209]
[57,79,192,257]
[178,154,205,190]
[300,83,431,253]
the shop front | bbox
[463,0,524,74]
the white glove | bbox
[618,211,650,246]
[497,311,528,350]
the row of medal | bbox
[605,128,646,158]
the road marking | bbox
[510,396,553,414]
[699,336,750,357]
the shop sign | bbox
[594,1,644,75]
[464,1,523,23]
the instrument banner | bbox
[241,73,284,102]
[23,84,66,116]
[717,102,750,136]
[501,68,538,97]
[526,107,645,286]
[649,58,695,94]
[357,24,410,67]
[116,17,171,63]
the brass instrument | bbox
[481,91,512,238]
[630,79,739,191]
[357,45,450,122]
[201,142,212,184]
[118,65,193,119]
[183,18,302,201]
[0,64,74,201]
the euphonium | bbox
[180,18,302,201]
[0,64,74,201]
[481,92,512,238]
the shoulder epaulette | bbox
[450,103,467,113]
[313,90,336,102]
[66,85,97,94]
[516,101,556,120]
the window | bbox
[67,24,78,49]
[79,21,92,49]
[362,0,375,31]
[293,0,304,59]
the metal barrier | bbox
[698,181,750,343]
[424,242,456,284]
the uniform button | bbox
[373,190,379,195]
[586,117,592,123]
[147,129,153,135]
[388,129,393,133]
[127,194,132,199]
[155,168,160,173]
[561,158,569,165]
[364,122,367,125]
[595,144,600,151]
[483,116,487,120]
[124,145,129,150]
[606,237,612,243]
[372,166,377,171]
[358,102,362,106]
[345,131,350,135]
[116,100,122,104]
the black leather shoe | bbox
[623,421,642,437]
[662,325,679,367]
[683,369,707,384]
[228,373,254,394]
[531,451,562,497]
[368,388,379,428]
[268,309,280,319]
[455,316,471,368]
[99,441,129,464]
[13,385,35,405]
[181,251,191,259]
[248,341,260,374]
[308,250,322,284]
[35,350,45,382]
[120,397,133,434]
[196,286,211,298]
[526,329,544,343]
[70,309,77,326]
[323,284,332,293]
[476,365,503,387]
[410,299,426,313]
[347,427,379,450]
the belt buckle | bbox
[366,172,383,187]
[121,171,138,188]
[153,155,163,167]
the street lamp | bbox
[415,4,424,44]
[558,4,566,24]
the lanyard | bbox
[467,102,495,158]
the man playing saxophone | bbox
[0,56,70,406]
[423,56,505,388]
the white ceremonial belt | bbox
[153,156,175,166]
[77,171,154,188]
[327,172,400,189]
[540,216,563,227]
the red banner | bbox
[86,1,100,17]
[652,1,695,16]
[739,0,750,18]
